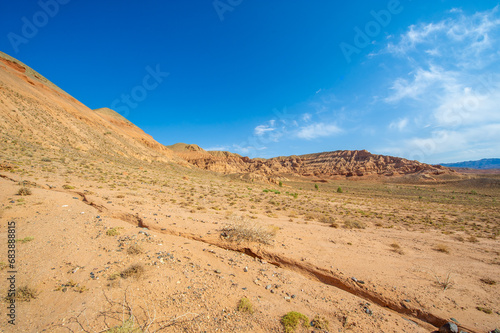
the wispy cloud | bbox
[385,65,459,103]
[384,5,500,68]
[296,122,342,140]
[389,118,409,131]
[254,123,275,136]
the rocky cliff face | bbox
[170,144,450,180]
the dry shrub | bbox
[127,244,143,255]
[434,244,450,254]
[343,220,366,229]
[220,217,276,245]
[237,297,254,314]
[17,187,32,196]
[311,315,329,330]
[120,264,145,279]
[390,242,405,255]
[6,285,38,302]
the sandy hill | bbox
[0,52,181,166]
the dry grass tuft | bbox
[17,187,32,196]
[220,217,276,245]
[6,285,38,302]
[434,244,450,254]
[390,242,405,255]
[343,220,366,229]
[434,272,453,291]
[127,244,143,255]
[311,315,329,330]
[120,264,145,279]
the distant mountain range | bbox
[441,158,500,169]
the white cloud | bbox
[204,145,230,151]
[254,124,275,136]
[302,113,312,122]
[296,122,342,140]
[384,6,500,68]
[380,123,500,163]
[389,118,409,131]
[385,65,458,102]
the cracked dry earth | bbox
[0,169,499,333]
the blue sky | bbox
[1,1,500,163]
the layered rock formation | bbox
[169,144,450,180]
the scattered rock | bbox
[214,269,221,274]
[243,266,248,272]
[439,322,458,333]
[265,284,272,290]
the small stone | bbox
[291,295,296,298]
[364,308,373,315]
[215,269,221,274]
[439,322,458,333]
[243,267,248,272]
[284,296,291,302]
[62,287,67,292]
[265,284,272,290]
[489,329,500,333]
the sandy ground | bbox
[0,166,499,333]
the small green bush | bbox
[106,228,120,236]
[281,311,309,333]
[106,318,142,333]
[237,297,254,314]
[62,185,75,190]
[16,236,34,243]
[337,186,343,193]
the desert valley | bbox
[0,51,499,333]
